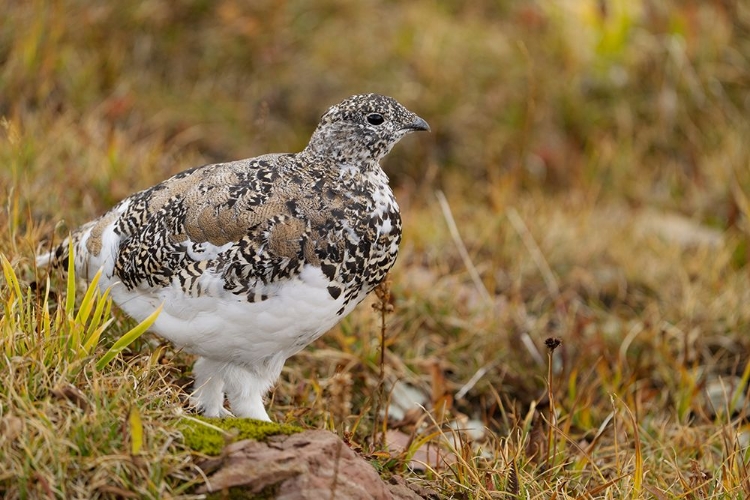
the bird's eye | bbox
[366,113,384,125]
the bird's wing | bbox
[102,155,280,286]
[41,152,385,307]
[71,154,349,305]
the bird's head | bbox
[305,93,429,164]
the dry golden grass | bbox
[2,1,750,498]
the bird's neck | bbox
[299,146,383,177]
[302,124,395,167]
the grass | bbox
[2,0,750,498]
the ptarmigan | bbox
[37,93,429,421]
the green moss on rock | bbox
[178,416,302,456]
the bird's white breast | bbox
[86,217,358,366]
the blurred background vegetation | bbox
[3,0,748,218]
[2,0,750,497]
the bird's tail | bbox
[35,249,55,268]
[36,221,95,272]
[36,236,74,271]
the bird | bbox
[36,93,429,421]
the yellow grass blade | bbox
[96,304,163,370]
[82,318,115,355]
[65,240,76,317]
[42,276,51,341]
[82,288,113,354]
[622,401,643,498]
[1,254,22,358]
[1,253,22,302]
[129,406,144,455]
[74,267,103,326]
[731,359,750,413]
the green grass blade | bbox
[82,288,112,354]
[731,360,750,413]
[42,276,51,341]
[1,253,23,302]
[65,239,76,317]
[96,304,163,370]
[83,317,115,354]
[1,254,20,358]
[74,268,103,327]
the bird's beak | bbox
[403,116,430,133]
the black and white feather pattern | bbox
[37,93,429,420]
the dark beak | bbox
[403,116,430,133]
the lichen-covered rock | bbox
[196,429,424,499]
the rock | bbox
[703,375,746,416]
[385,429,456,473]
[386,379,430,422]
[636,210,723,248]
[197,429,423,499]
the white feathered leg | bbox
[191,357,230,417]
[222,361,284,421]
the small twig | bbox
[545,337,561,468]
[371,278,393,447]
[507,207,559,298]
[611,395,621,477]
[435,190,492,306]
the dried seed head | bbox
[544,337,562,352]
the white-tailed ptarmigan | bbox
[37,93,429,420]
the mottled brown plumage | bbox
[38,93,429,420]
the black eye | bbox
[366,113,384,125]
